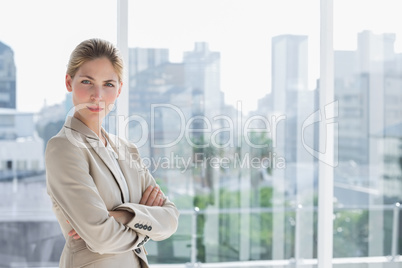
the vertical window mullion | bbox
[117,0,129,123]
[318,0,334,267]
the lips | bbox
[87,106,104,112]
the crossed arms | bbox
[67,185,165,240]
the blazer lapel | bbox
[64,116,128,203]
[98,132,130,203]
[107,135,143,203]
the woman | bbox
[45,38,179,268]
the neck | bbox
[90,123,103,138]
[73,113,103,138]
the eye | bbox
[105,83,114,87]
[81,80,91,84]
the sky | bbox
[0,0,401,114]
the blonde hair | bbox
[67,38,124,82]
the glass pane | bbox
[334,0,402,264]
[128,0,319,265]
[0,0,116,266]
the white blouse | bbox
[103,134,130,203]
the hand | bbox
[66,220,81,240]
[139,186,164,207]
[108,210,134,225]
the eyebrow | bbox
[78,75,117,83]
[79,75,95,80]
[104,79,117,83]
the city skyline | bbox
[1,1,402,265]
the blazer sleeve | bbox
[46,137,141,255]
[114,145,180,242]
[115,194,179,241]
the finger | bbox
[150,193,160,206]
[73,234,81,240]
[156,195,163,207]
[146,187,160,206]
[152,193,163,206]
[140,186,153,205]
[68,229,77,236]
[158,196,164,207]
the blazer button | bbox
[135,248,141,254]
[147,226,152,231]
[139,224,143,229]
[143,224,148,230]
[134,223,139,228]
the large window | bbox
[0,1,401,267]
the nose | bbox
[91,85,102,102]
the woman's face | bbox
[66,57,122,126]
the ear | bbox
[65,74,73,92]
[117,82,123,98]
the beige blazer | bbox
[46,116,179,268]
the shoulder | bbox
[45,131,91,174]
[45,127,90,157]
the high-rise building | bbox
[271,34,316,178]
[183,42,223,140]
[181,42,227,198]
[127,47,171,156]
[270,34,317,260]
[0,42,16,109]
[272,35,308,110]
[334,50,369,166]
[271,35,315,163]
[127,47,189,185]
[129,47,169,77]
[334,31,402,197]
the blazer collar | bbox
[64,116,101,140]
